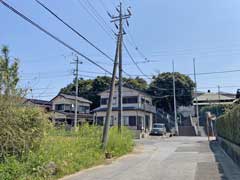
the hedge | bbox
[216,105,240,145]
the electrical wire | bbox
[0,0,112,75]
[35,0,115,64]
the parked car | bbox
[150,123,166,136]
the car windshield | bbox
[153,124,164,128]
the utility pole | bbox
[217,85,221,116]
[193,58,199,134]
[172,60,179,135]
[71,55,82,131]
[102,31,120,149]
[218,85,221,103]
[110,2,131,133]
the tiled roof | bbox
[26,99,52,106]
[194,93,235,102]
[51,93,92,104]
[98,85,152,97]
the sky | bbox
[1,0,240,100]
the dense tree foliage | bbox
[148,72,195,113]
[123,76,148,91]
[61,73,195,112]
[0,46,19,96]
[60,76,111,109]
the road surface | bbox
[61,136,240,180]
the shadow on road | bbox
[209,140,228,180]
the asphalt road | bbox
[61,136,240,180]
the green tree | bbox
[0,46,19,96]
[123,76,147,91]
[60,76,111,109]
[148,72,195,113]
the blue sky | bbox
[1,0,240,100]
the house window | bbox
[96,117,104,126]
[55,104,64,111]
[65,104,71,111]
[123,116,128,126]
[78,106,90,113]
[101,98,108,105]
[123,96,138,104]
[129,116,137,126]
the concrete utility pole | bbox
[118,3,123,133]
[217,85,221,116]
[110,2,131,133]
[71,55,82,131]
[172,60,179,135]
[218,85,221,103]
[193,58,199,134]
[102,31,121,149]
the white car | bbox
[150,123,166,136]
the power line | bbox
[0,0,112,75]
[76,0,115,41]
[123,42,149,77]
[187,69,240,76]
[100,0,149,64]
[84,0,115,34]
[35,0,115,65]
[75,0,132,77]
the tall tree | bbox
[60,76,111,109]
[148,72,195,113]
[0,46,19,96]
[123,76,148,91]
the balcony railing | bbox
[139,104,156,113]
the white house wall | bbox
[99,87,153,109]
[94,110,153,131]
[52,96,90,110]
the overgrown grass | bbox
[0,125,134,180]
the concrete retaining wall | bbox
[217,136,240,167]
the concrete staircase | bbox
[178,116,197,136]
[178,126,197,136]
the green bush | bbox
[0,125,134,180]
[0,96,49,160]
[216,105,240,145]
[200,104,231,119]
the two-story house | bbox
[51,93,93,125]
[92,86,156,132]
